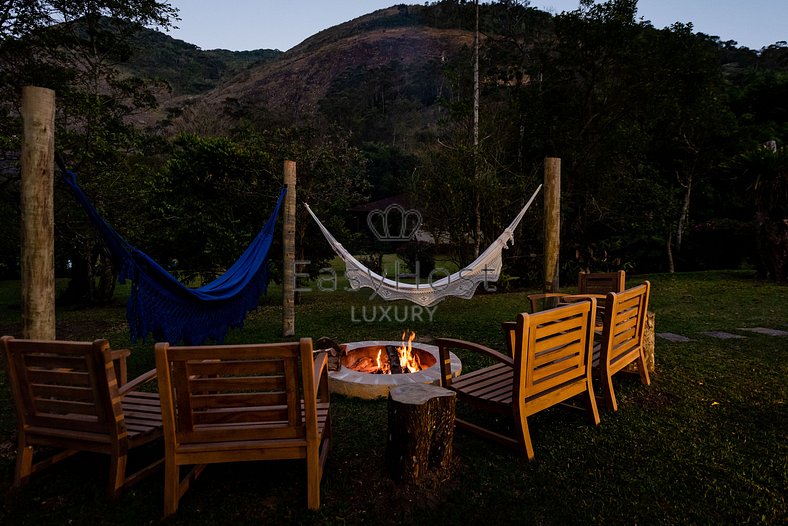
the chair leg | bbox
[318,429,331,472]
[107,449,128,500]
[15,441,34,487]
[514,412,535,461]
[306,444,321,510]
[583,385,601,426]
[603,370,618,412]
[163,456,180,517]
[16,440,80,487]
[637,351,651,386]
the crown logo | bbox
[366,204,423,242]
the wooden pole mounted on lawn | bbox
[544,157,561,298]
[282,160,296,336]
[20,86,57,340]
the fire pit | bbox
[328,335,462,400]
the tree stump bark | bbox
[625,310,656,374]
[386,383,456,484]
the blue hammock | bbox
[62,169,286,345]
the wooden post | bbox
[386,383,456,484]
[20,86,56,340]
[544,157,561,296]
[282,160,296,336]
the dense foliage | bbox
[1,0,787,301]
[122,29,281,95]
[415,0,787,280]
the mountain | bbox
[123,26,282,96]
[152,5,481,145]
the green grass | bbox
[0,270,786,524]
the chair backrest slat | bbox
[33,398,99,416]
[179,425,304,444]
[192,406,290,426]
[23,354,89,369]
[27,368,93,387]
[189,375,285,394]
[187,359,285,377]
[533,324,585,360]
[533,314,586,342]
[30,383,96,402]
[190,391,289,410]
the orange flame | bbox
[397,330,420,373]
[375,349,390,374]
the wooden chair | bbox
[1,336,163,499]
[594,281,652,412]
[437,300,600,461]
[155,338,331,517]
[528,270,626,313]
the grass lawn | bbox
[0,270,786,524]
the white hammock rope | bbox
[305,185,542,307]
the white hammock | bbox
[305,185,542,307]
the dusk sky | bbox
[165,1,787,52]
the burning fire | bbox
[375,349,388,374]
[397,330,421,373]
[345,331,424,375]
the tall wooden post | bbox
[20,86,56,340]
[282,160,296,336]
[544,157,561,296]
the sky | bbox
[165,1,787,53]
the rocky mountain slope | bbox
[152,6,476,143]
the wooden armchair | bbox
[437,300,600,461]
[594,281,652,412]
[528,270,626,314]
[154,338,331,517]
[1,336,163,499]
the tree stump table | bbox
[385,383,456,484]
[624,310,656,374]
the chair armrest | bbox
[435,338,514,367]
[119,368,157,395]
[501,322,516,357]
[313,351,330,402]
[527,292,569,312]
[110,348,131,386]
[561,293,605,302]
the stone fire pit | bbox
[328,340,462,400]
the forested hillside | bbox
[124,27,281,95]
[1,1,786,304]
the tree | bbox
[0,1,178,303]
[729,145,788,282]
[142,134,278,283]
[486,0,736,274]
[248,126,370,273]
